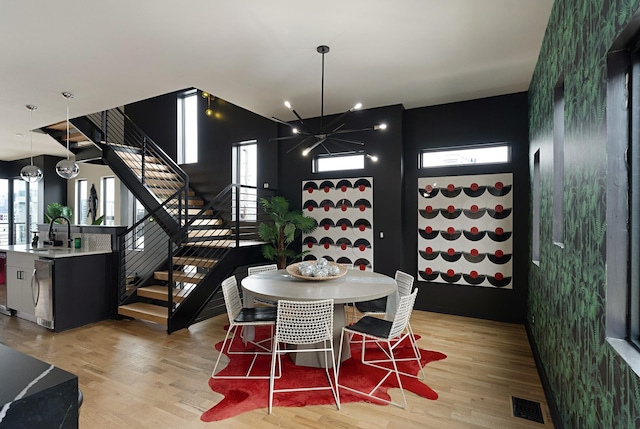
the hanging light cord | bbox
[66,97,70,160]
[29,106,34,165]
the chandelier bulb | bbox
[284,101,292,110]
[374,123,387,131]
[352,103,362,111]
[205,108,213,116]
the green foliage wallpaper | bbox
[529,0,640,427]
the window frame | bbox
[102,176,115,226]
[313,152,365,173]
[177,89,198,165]
[76,179,87,225]
[605,32,640,376]
[418,143,511,169]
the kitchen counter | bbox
[0,244,112,258]
[1,244,115,332]
[0,343,78,428]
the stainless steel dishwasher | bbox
[33,259,54,330]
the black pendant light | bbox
[271,45,385,160]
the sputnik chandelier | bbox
[271,45,385,159]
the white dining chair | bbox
[355,270,421,358]
[247,264,278,306]
[393,271,421,359]
[268,298,340,414]
[211,275,281,379]
[247,263,278,276]
[337,289,422,409]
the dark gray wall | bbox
[403,92,530,322]
[276,104,405,278]
[122,90,529,322]
[126,90,278,202]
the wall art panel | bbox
[417,173,513,288]
[302,177,373,271]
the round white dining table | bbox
[242,268,397,368]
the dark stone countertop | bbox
[0,343,78,428]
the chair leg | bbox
[361,334,424,380]
[211,325,235,377]
[322,340,341,410]
[385,339,408,409]
[268,342,279,414]
[212,325,280,380]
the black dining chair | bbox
[337,289,422,409]
[211,275,281,379]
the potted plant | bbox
[258,196,317,269]
[45,203,73,223]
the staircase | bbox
[43,108,272,333]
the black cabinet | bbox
[52,253,113,332]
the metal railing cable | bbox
[86,109,190,227]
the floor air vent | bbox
[511,396,544,423]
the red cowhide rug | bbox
[201,326,446,422]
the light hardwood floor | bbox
[0,309,554,428]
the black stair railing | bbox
[165,184,275,332]
[84,108,190,237]
[117,183,274,332]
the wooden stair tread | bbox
[184,239,264,248]
[123,159,169,171]
[118,302,167,326]
[172,256,218,268]
[154,270,204,283]
[134,169,181,180]
[188,229,231,238]
[137,285,193,302]
[190,218,222,226]
[62,132,86,142]
[143,178,186,187]
[46,121,71,131]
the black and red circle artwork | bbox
[418,174,513,288]
[302,177,374,271]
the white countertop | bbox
[0,244,112,258]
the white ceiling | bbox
[0,0,553,162]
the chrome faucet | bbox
[48,216,72,247]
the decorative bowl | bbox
[286,261,348,281]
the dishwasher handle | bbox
[31,268,39,306]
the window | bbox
[532,150,541,265]
[553,77,565,246]
[314,153,365,173]
[232,140,257,221]
[629,46,640,351]
[132,198,146,249]
[177,90,198,164]
[102,177,115,226]
[76,179,87,225]
[419,144,510,168]
[12,179,27,244]
[0,179,8,245]
[605,31,640,374]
